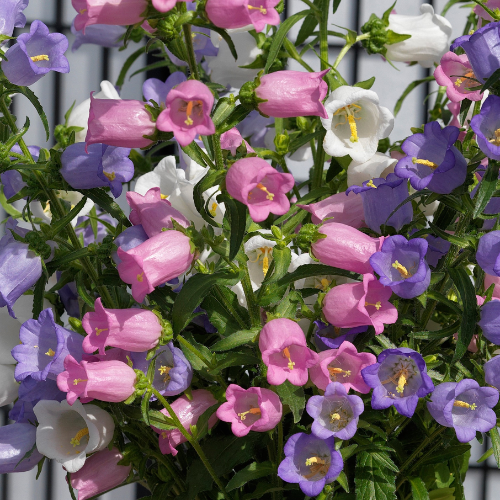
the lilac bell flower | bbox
[166,27,218,66]
[470,95,500,160]
[61,143,133,198]
[306,382,364,440]
[427,379,499,443]
[394,121,466,194]
[112,225,149,265]
[236,110,273,149]
[369,235,431,299]
[1,20,70,86]
[0,0,28,37]
[478,299,500,343]
[484,356,500,389]
[277,433,343,497]
[56,272,80,318]
[71,21,126,52]
[131,342,192,398]
[0,423,43,473]
[346,173,412,233]
[362,348,434,417]
[476,230,500,277]
[143,71,187,105]
[11,308,84,382]
[314,321,368,351]
[425,235,451,268]
[2,145,40,199]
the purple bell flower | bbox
[71,21,126,52]
[277,433,343,497]
[9,400,36,424]
[471,95,500,160]
[143,71,187,105]
[476,231,500,277]
[362,348,434,417]
[61,142,133,198]
[369,235,431,299]
[112,224,149,265]
[306,382,364,440]
[1,144,40,199]
[131,342,192,398]
[314,321,367,351]
[11,308,84,382]
[425,235,451,268]
[484,356,500,390]
[0,0,29,37]
[56,271,80,318]
[346,173,412,233]
[0,423,43,473]
[1,20,69,86]
[75,210,116,246]
[427,379,499,443]
[394,121,466,194]
[236,110,274,149]
[478,299,500,344]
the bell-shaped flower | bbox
[347,152,396,187]
[0,364,18,407]
[237,110,273,148]
[112,225,149,265]
[127,187,190,237]
[220,128,254,155]
[307,382,364,440]
[394,121,467,194]
[312,222,384,275]
[347,173,412,233]
[477,298,500,344]
[217,384,282,437]
[152,0,192,13]
[323,273,397,335]
[309,341,376,393]
[206,0,280,33]
[226,157,294,222]
[71,21,126,52]
[0,0,28,37]
[470,94,500,161]
[0,423,43,473]
[427,379,499,443]
[1,20,69,86]
[143,71,187,105]
[33,399,115,473]
[259,318,319,386]
[385,5,452,68]
[425,235,451,268]
[132,342,192,398]
[278,433,343,497]
[315,322,368,351]
[369,235,431,299]
[82,297,162,354]
[61,142,133,198]
[362,347,434,417]
[86,94,155,149]
[70,447,132,500]
[117,230,194,303]
[484,356,500,389]
[156,80,215,147]
[321,86,394,163]
[152,389,218,456]
[12,308,84,382]
[476,230,500,277]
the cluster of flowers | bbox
[2,0,500,499]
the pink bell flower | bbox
[298,191,365,228]
[259,318,319,386]
[434,52,482,103]
[85,93,155,149]
[255,70,329,118]
[309,341,376,393]
[117,230,194,303]
[311,222,384,275]
[70,447,131,500]
[57,355,137,405]
[81,297,162,355]
[72,0,147,32]
[82,347,130,363]
[152,389,218,455]
[152,0,192,13]
[156,80,215,147]
[485,274,500,299]
[127,187,190,237]
[226,157,295,222]
[322,273,397,335]
[206,0,280,33]
[220,128,255,155]
[216,384,282,437]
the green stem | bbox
[183,24,200,80]
[152,450,186,492]
[319,0,330,71]
[241,266,261,328]
[212,134,225,170]
[213,285,249,329]
[332,33,369,70]
[312,129,326,189]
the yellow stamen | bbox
[453,400,477,410]
[94,327,107,337]
[330,412,341,422]
[80,8,87,14]
[256,183,274,201]
[43,202,51,214]
[412,157,439,170]
[454,78,463,87]
[247,4,267,14]
[158,365,171,383]
[303,457,328,479]
[392,260,412,279]
[366,179,377,189]
[283,347,295,370]
[347,115,358,143]
[161,431,168,439]
[489,129,500,146]
[183,99,203,126]
[237,407,261,421]
[103,171,116,181]
[365,301,382,310]
[209,202,218,217]
[250,247,273,276]
[70,427,89,448]
[333,104,361,143]
[31,55,49,62]
[137,272,144,282]
[45,348,55,357]
[73,378,88,385]
[328,366,351,379]
[320,278,330,289]
[396,374,407,394]
[262,254,269,276]
[160,194,169,200]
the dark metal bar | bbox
[45,459,53,500]
[422,0,434,124]
[53,0,65,129]
[102,48,111,82]
[351,0,361,85]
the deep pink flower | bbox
[255,70,329,118]
[85,94,155,149]
[226,157,294,222]
[57,355,136,405]
[309,341,376,393]
[117,230,194,303]
[312,222,384,274]
[220,128,255,155]
[82,297,162,355]
[259,318,319,386]
[152,390,218,455]
[82,347,130,363]
[127,187,190,237]
[322,273,398,335]
[152,0,192,13]
[434,52,482,102]
[156,80,215,147]
[70,447,131,500]
[216,384,282,437]
[206,0,280,33]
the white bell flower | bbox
[321,86,394,163]
[347,152,397,187]
[385,5,452,68]
[67,80,120,143]
[33,400,115,473]
[0,364,19,407]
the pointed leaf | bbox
[276,380,305,423]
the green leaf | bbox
[226,461,275,491]
[182,140,210,168]
[354,77,376,90]
[276,380,305,423]
[386,30,412,45]
[46,248,90,272]
[276,264,362,288]
[477,447,494,463]
[211,328,260,351]
[409,477,430,500]
[264,10,309,73]
[355,451,396,500]
[337,471,350,493]
[489,426,500,468]
[420,445,470,466]
[0,185,21,217]
[449,268,478,363]
[333,0,341,13]
[222,195,247,260]
[211,352,260,373]
[326,154,352,182]
[428,221,474,249]
[275,290,302,320]
[394,76,435,116]
[79,188,131,226]
[193,169,226,227]
[288,130,322,156]
[295,14,318,46]
[49,196,88,237]
[474,159,500,218]
[428,488,456,500]
[141,390,152,426]
[262,246,291,285]
[32,275,47,323]
[216,105,251,135]
[115,45,146,87]
[148,410,176,430]
[193,403,219,440]
[481,67,500,93]
[192,21,238,60]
